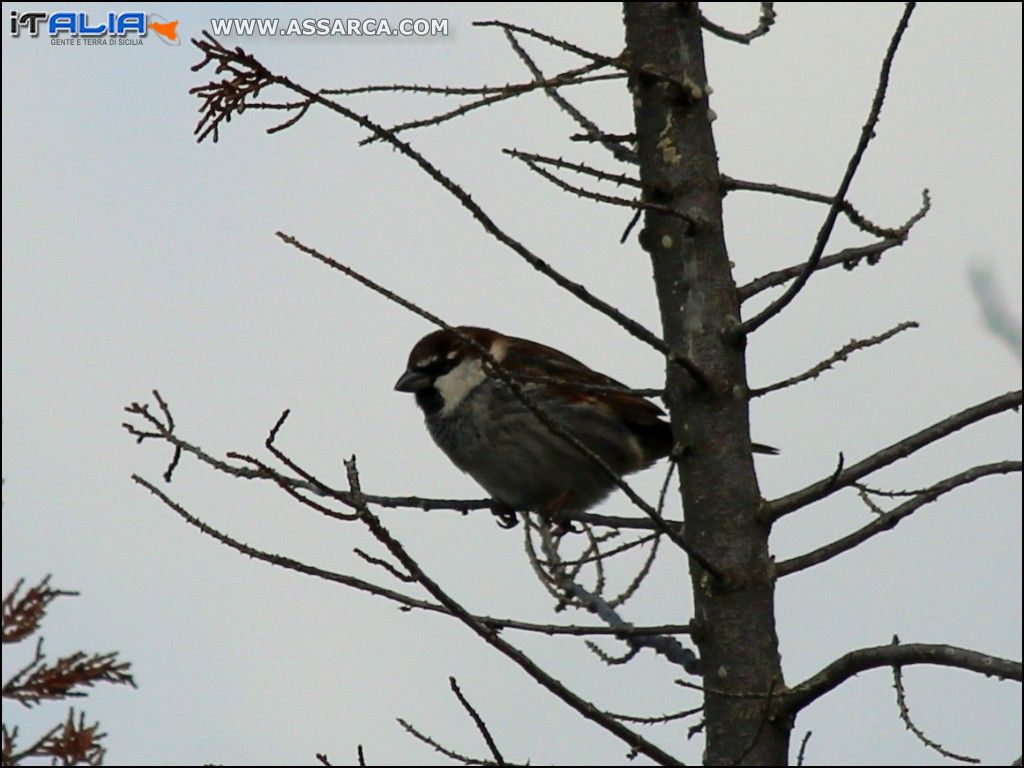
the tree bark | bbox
[623,3,790,764]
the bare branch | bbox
[343,457,686,766]
[503,149,640,188]
[699,2,776,45]
[322,65,621,97]
[779,643,1022,716]
[358,62,619,145]
[893,656,981,763]
[449,677,505,766]
[608,533,660,610]
[767,390,1022,522]
[749,321,918,397]
[123,394,667,532]
[564,582,699,674]
[736,3,917,336]
[776,461,1022,576]
[353,548,415,583]
[397,717,494,766]
[130,474,690,639]
[473,20,627,74]
[509,152,676,216]
[738,238,904,302]
[509,155,637,208]
[605,707,703,725]
[723,176,929,240]
[796,731,812,766]
[502,28,636,164]
[189,35,705,380]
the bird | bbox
[395,326,777,528]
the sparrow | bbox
[395,326,777,527]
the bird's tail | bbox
[644,420,780,459]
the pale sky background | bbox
[2,2,1021,765]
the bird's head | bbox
[395,326,505,416]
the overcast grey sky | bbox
[2,2,1021,765]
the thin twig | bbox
[604,707,703,725]
[449,677,505,766]
[892,645,981,763]
[397,718,493,766]
[778,642,1022,717]
[776,460,1022,576]
[723,176,928,240]
[738,238,904,302]
[513,154,676,216]
[190,35,707,384]
[473,21,627,75]
[322,66,622,97]
[357,62,617,145]
[503,149,640,188]
[502,29,636,163]
[796,731,812,766]
[353,548,415,583]
[699,2,776,44]
[344,457,686,766]
[767,390,1023,522]
[130,474,690,638]
[736,3,917,335]
[749,321,918,397]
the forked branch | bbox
[779,643,1021,717]
[767,390,1022,522]
[736,3,916,336]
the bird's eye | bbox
[416,355,460,378]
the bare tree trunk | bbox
[624,3,790,764]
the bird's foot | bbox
[489,500,519,529]
[543,491,580,534]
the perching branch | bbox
[123,391,666,533]
[130,472,690,640]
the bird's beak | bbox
[394,369,431,392]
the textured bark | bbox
[623,3,790,764]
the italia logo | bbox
[9,11,180,44]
